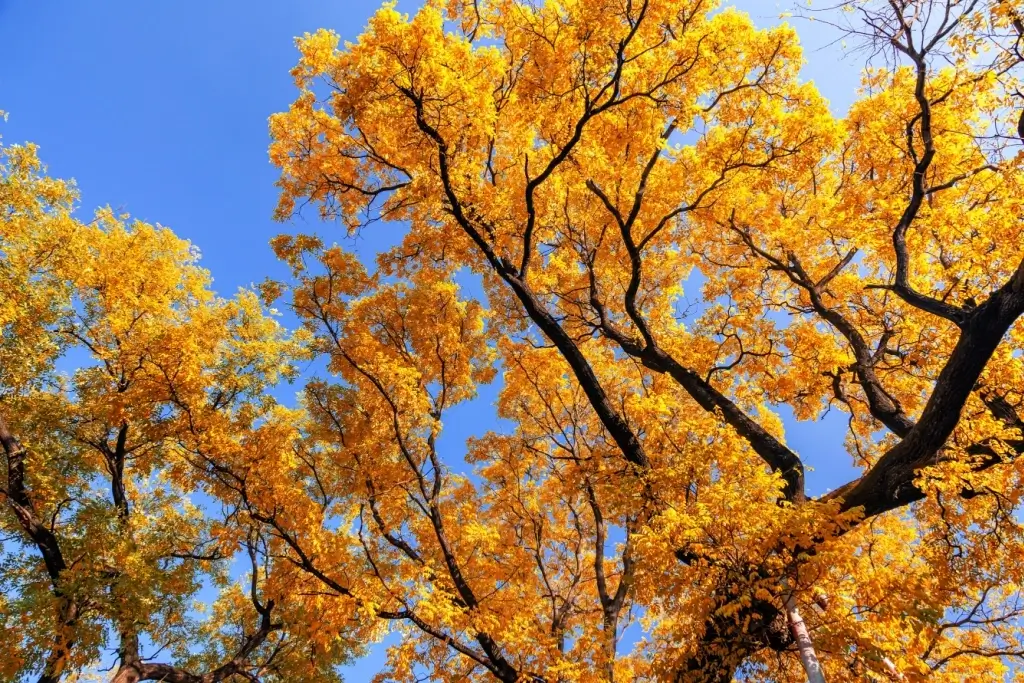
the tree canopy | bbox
[4,0,1024,682]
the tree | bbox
[0,141,350,682]
[5,1,1024,681]
[261,0,1024,681]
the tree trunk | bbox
[783,592,826,683]
[601,616,618,682]
[109,664,142,683]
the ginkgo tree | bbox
[258,0,1024,681]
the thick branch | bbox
[727,222,915,438]
[398,85,650,471]
[0,412,79,683]
[829,257,1024,517]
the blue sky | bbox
[0,0,867,678]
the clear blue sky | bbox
[0,0,865,677]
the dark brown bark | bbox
[295,2,1024,680]
[0,412,80,683]
[669,600,792,683]
[830,260,1024,516]
[110,582,280,683]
